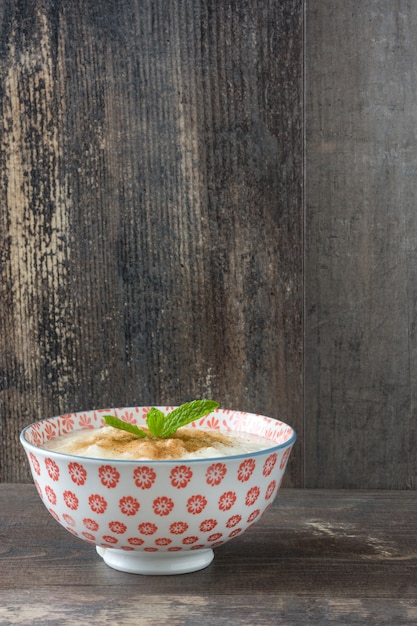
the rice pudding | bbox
[42,426,274,460]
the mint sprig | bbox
[103,400,219,440]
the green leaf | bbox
[103,400,219,440]
[146,407,166,438]
[103,415,149,438]
[161,400,219,438]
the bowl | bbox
[20,406,296,575]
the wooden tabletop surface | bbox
[0,485,416,625]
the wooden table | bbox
[1,486,416,625]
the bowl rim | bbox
[20,407,297,465]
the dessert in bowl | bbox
[20,404,296,575]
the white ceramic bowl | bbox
[20,407,296,575]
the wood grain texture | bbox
[1,485,417,624]
[3,0,416,490]
[0,1,303,483]
[305,1,417,487]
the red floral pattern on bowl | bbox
[20,407,296,575]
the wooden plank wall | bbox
[305,1,417,488]
[0,1,303,483]
[1,1,416,489]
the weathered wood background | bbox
[305,0,417,488]
[0,1,416,489]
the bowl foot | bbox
[96,546,215,575]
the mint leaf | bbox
[103,415,149,438]
[103,400,219,440]
[146,407,166,437]
[161,400,219,438]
